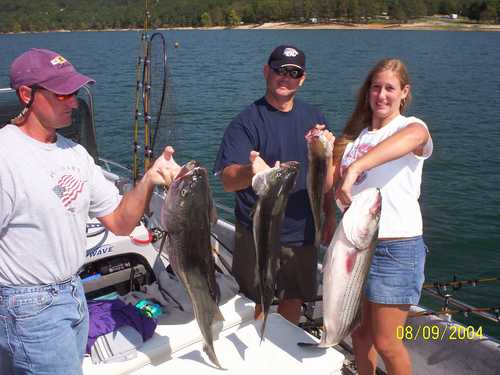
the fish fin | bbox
[207,183,218,225]
[251,169,269,196]
[213,274,222,304]
[260,312,269,343]
[214,306,225,322]
[249,206,255,219]
[203,342,223,369]
[207,271,221,305]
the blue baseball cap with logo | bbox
[267,45,306,71]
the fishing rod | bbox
[132,0,168,183]
[423,274,500,292]
[422,286,500,323]
[132,0,151,185]
[305,289,500,324]
[409,305,500,321]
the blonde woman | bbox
[334,59,433,374]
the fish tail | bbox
[259,311,269,343]
[203,342,223,369]
[316,331,339,348]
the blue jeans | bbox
[366,236,428,305]
[0,276,88,375]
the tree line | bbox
[0,0,499,33]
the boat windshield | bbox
[0,86,99,161]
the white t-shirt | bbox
[340,115,433,238]
[0,125,120,285]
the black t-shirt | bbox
[213,97,328,246]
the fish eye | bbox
[180,188,188,197]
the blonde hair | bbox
[342,58,412,142]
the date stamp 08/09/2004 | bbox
[396,324,484,341]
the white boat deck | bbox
[134,313,344,375]
[82,294,344,374]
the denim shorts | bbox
[365,236,428,305]
[0,276,88,375]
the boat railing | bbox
[215,202,234,217]
[99,157,132,175]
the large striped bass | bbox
[160,161,224,368]
[305,128,334,247]
[252,161,300,340]
[300,187,381,348]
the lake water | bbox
[1,29,499,336]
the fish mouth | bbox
[305,128,322,141]
[174,160,200,181]
[280,160,300,171]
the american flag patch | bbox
[53,175,84,208]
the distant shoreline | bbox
[183,20,500,32]
[3,20,500,34]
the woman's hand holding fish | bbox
[336,162,363,208]
[149,146,181,187]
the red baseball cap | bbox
[10,48,95,95]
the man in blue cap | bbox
[213,45,333,325]
[0,49,180,374]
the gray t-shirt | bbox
[0,125,119,285]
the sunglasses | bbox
[272,67,304,79]
[54,90,80,101]
[30,85,79,101]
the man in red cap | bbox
[0,49,179,374]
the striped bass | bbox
[252,161,300,340]
[300,187,381,348]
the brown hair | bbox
[341,58,412,144]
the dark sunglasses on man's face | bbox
[272,66,304,79]
[30,85,79,101]
[54,90,79,101]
